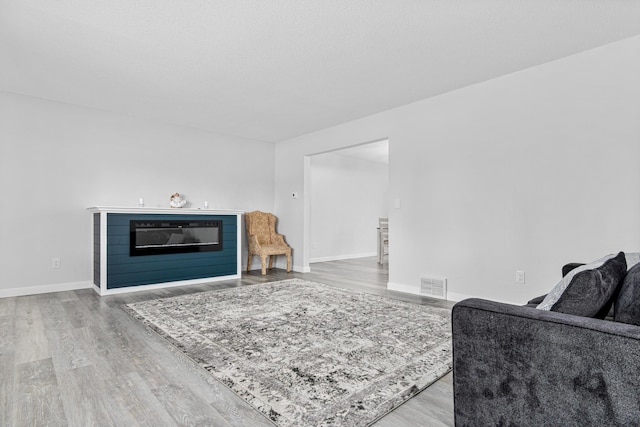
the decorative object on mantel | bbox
[138,197,144,207]
[169,192,187,208]
[123,279,452,427]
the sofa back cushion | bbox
[626,252,640,270]
[537,252,627,318]
[614,261,640,325]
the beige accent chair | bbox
[245,211,292,275]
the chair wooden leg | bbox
[261,256,267,275]
[286,253,291,272]
[268,255,275,270]
[247,254,252,272]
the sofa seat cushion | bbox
[614,261,640,325]
[537,252,626,318]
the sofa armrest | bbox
[452,298,640,426]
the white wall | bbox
[274,35,640,304]
[0,92,275,295]
[309,152,388,262]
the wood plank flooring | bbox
[1,257,454,426]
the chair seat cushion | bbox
[257,244,291,255]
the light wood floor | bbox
[1,257,454,427]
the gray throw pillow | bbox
[614,261,640,325]
[538,252,627,318]
[538,253,615,311]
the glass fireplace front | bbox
[130,219,222,256]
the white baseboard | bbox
[387,281,419,295]
[310,252,377,264]
[387,281,468,303]
[445,291,476,303]
[293,265,311,273]
[387,284,520,305]
[0,281,93,299]
[94,274,241,296]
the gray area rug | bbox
[123,279,452,426]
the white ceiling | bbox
[2,1,640,143]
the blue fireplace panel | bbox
[106,213,237,289]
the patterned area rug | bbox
[123,279,452,426]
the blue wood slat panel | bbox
[106,213,237,289]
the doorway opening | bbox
[303,139,389,271]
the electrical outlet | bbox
[52,257,61,269]
[516,270,525,284]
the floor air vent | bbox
[420,275,447,299]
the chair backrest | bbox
[245,211,277,245]
[379,217,389,241]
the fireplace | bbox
[89,207,242,295]
[130,219,222,256]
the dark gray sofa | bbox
[452,257,640,426]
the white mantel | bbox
[88,206,244,215]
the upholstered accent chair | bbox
[245,211,291,275]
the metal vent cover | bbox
[420,275,447,299]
